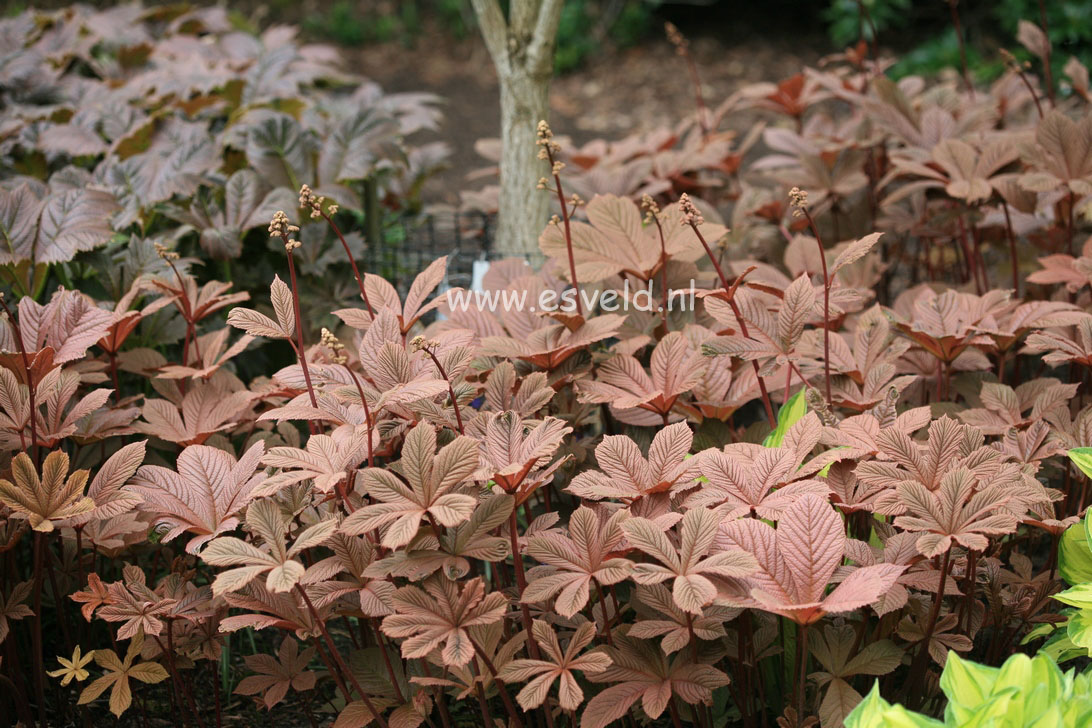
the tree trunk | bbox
[497,68,550,258]
[470,0,562,259]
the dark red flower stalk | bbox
[680,196,777,426]
[270,211,320,432]
[538,121,583,318]
[790,187,833,406]
[300,185,375,315]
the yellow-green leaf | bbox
[764,389,806,448]
[1069,448,1092,480]
[1059,520,1092,586]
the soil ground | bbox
[351,21,826,204]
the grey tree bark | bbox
[470,0,563,258]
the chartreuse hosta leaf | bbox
[756,387,842,478]
[1067,610,1092,655]
[846,652,1092,728]
[1038,629,1090,666]
[845,683,941,727]
[1069,448,1092,480]
[939,651,999,710]
[1054,494,1092,661]
[1055,584,1092,610]
[1059,519,1092,586]
[763,388,806,448]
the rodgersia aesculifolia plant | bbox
[4,4,1092,728]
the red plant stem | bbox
[1002,202,1020,295]
[154,625,204,728]
[342,365,375,467]
[592,577,614,646]
[136,687,150,728]
[322,210,375,315]
[685,614,700,665]
[283,247,319,412]
[934,358,943,403]
[468,658,496,728]
[906,549,952,708]
[162,255,200,394]
[681,48,709,135]
[73,526,86,642]
[955,216,981,294]
[0,671,34,727]
[421,347,464,434]
[418,660,454,728]
[508,509,543,662]
[795,623,810,724]
[947,0,975,100]
[168,621,204,728]
[651,213,670,331]
[296,585,390,728]
[726,299,777,427]
[1068,190,1076,255]
[847,617,869,670]
[369,619,405,704]
[182,321,194,368]
[1011,62,1045,119]
[42,540,72,652]
[302,691,320,728]
[309,635,352,703]
[31,533,45,728]
[425,513,445,542]
[1037,0,1056,105]
[608,584,623,630]
[212,659,222,728]
[686,221,732,293]
[544,146,583,317]
[856,0,880,62]
[1078,468,1090,516]
[741,613,761,726]
[467,636,526,728]
[977,226,991,290]
[789,360,811,392]
[686,222,777,426]
[800,208,833,405]
[342,616,360,650]
[1047,531,1061,580]
[667,696,685,728]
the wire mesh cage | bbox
[360,210,501,296]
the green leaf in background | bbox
[1061,517,1092,585]
[1055,584,1092,610]
[764,389,806,448]
[1059,519,1092,586]
[1069,447,1092,480]
[1038,625,1088,665]
[1067,609,1092,656]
